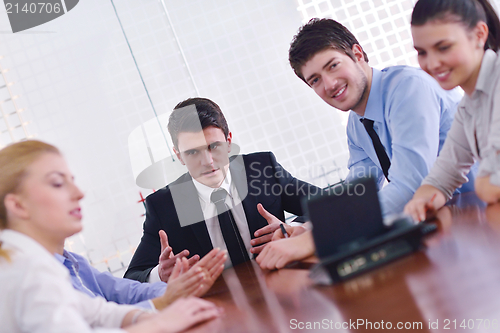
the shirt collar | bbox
[192,169,233,205]
[55,250,80,271]
[474,49,497,94]
[362,68,385,123]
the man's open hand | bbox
[158,230,200,282]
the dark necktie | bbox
[360,118,391,182]
[210,189,250,266]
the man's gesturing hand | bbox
[250,203,283,254]
[158,230,200,282]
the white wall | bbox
[0,0,349,275]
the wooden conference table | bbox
[185,193,500,332]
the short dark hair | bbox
[411,0,500,52]
[289,18,369,83]
[168,97,229,149]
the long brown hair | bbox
[0,140,60,260]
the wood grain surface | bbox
[185,193,500,332]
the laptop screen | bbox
[304,177,385,259]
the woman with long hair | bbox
[405,0,500,221]
[0,140,222,333]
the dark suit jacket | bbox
[124,152,319,282]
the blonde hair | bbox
[0,140,60,261]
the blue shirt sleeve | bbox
[89,265,166,308]
[342,68,460,217]
[68,251,166,309]
[378,75,443,216]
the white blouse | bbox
[0,230,137,333]
[422,49,500,196]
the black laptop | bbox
[303,177,436,283]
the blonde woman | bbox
[0,140,223,333]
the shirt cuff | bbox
[148,265,162,283]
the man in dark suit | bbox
[125,98,319,283]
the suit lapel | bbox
[189,221,213,256]
[230,155,262,239]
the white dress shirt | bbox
[192,170,252,268]
[0,229,138,333]
[149,170,252,281]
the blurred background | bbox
[1,0,494,277]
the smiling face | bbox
[300,46,371,116]
[412,20,488,95]
[174,126,232,188]
[7,152,84,252]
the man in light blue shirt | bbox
[254,18,471,270]
[288,18,473,217]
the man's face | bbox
[300,47,369,114]
[174,126,232,188]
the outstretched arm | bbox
[377,76,449,216]
[404,184,447,222]
[256,230,315,270]
[124,297,222,333]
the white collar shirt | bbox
[192,170,252,267]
